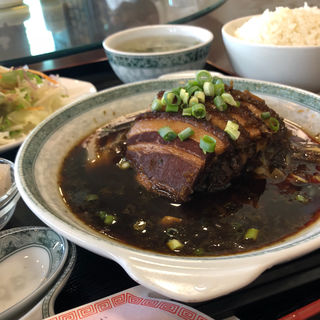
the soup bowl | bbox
[15,76,320,302]
[102,24,213,83]
[222,15,320,92]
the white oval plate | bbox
[14,76,320,302]
[0,226,68,320]
[0,76,96,153]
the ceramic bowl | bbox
[221,15,320,92]
[0,158,20,230]
[0,226,68,320]
[14,77,320,303]
[102,24,213,83]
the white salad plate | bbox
[14,76,320,303]
[43,285,214,320]
[0,76,97,154]
[0,226,68,320]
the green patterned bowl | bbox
[103,24,213,83]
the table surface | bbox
[0,0,225,66]
[2,0,320,319]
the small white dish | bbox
[0,76,97,153]
[0,226,68,320]
[20,242,77,320]
[103,24,213,83]
[43,285,214,320]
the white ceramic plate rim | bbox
[14,76,320,302]
[0,76,96,153]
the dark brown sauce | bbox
[59,121,320,256]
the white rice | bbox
[234,3,320,46]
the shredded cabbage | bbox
[0,66,68,145]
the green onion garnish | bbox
[187,85,202,96]
[179,88,189,104]
[213,95,227,111]
[158,126,177,141]
[167,239,184,251]
[188,96,199,107]
[212,76,224,84]
[165,104,179,112]
[244,228,259,240]
[151,98,162,111]
[196,70,212,85]
[163,91,181,109]
[224,120,240,140]
[221,93,239,107]
[199,135,216,154]
[296,194,309,203]
[214,83,225,96]
[191,103,206,119]
[194,90,205,103]
[261,111,271,119]
[203,81,215,96]
[178,127,194,141]
[182,107,192,116]
[268,117,280,132]
[104,214,116,225]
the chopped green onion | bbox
[268,117,280,132]
[158,126,177,141]
[221,93,239,107]
[179,88,189,104]
[199,135,216,154]
[182,107,192,116]
[261,111,271,119]
[86,194,99,201]
[98,210,107,220]
[167,239,184,251]
[214,83,225,96]
[194,248,205,255]
[212,76,224,84]
[187,85,202,96]
[162,91,181,108]
[165,104,179,112]
[178,127,194,141]
[296,194,309,203]
[196,70,212,85]
[185,80,199,90]
[203,81,215,96]
[104,214,116,225]
[244,228,259,240]
[9,130,21,138]
[194,90,205,103]
[191,103,206,119]
[188,96,199,107]
[151,98,162,111]
[224,120,240,140]
[213,95,227,111]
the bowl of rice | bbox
[221,3,320,92]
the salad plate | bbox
[14,75,320,302]
[0,74,96,153]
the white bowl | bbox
[14,76,320,303]
[0,226,68,320]
[221,15,320,92]
[103,24,213,83]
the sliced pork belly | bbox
[126,81,289,202]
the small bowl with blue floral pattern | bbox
[103,24,213,83]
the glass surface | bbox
[0,0,225,66]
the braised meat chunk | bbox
[126,72,289,202]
